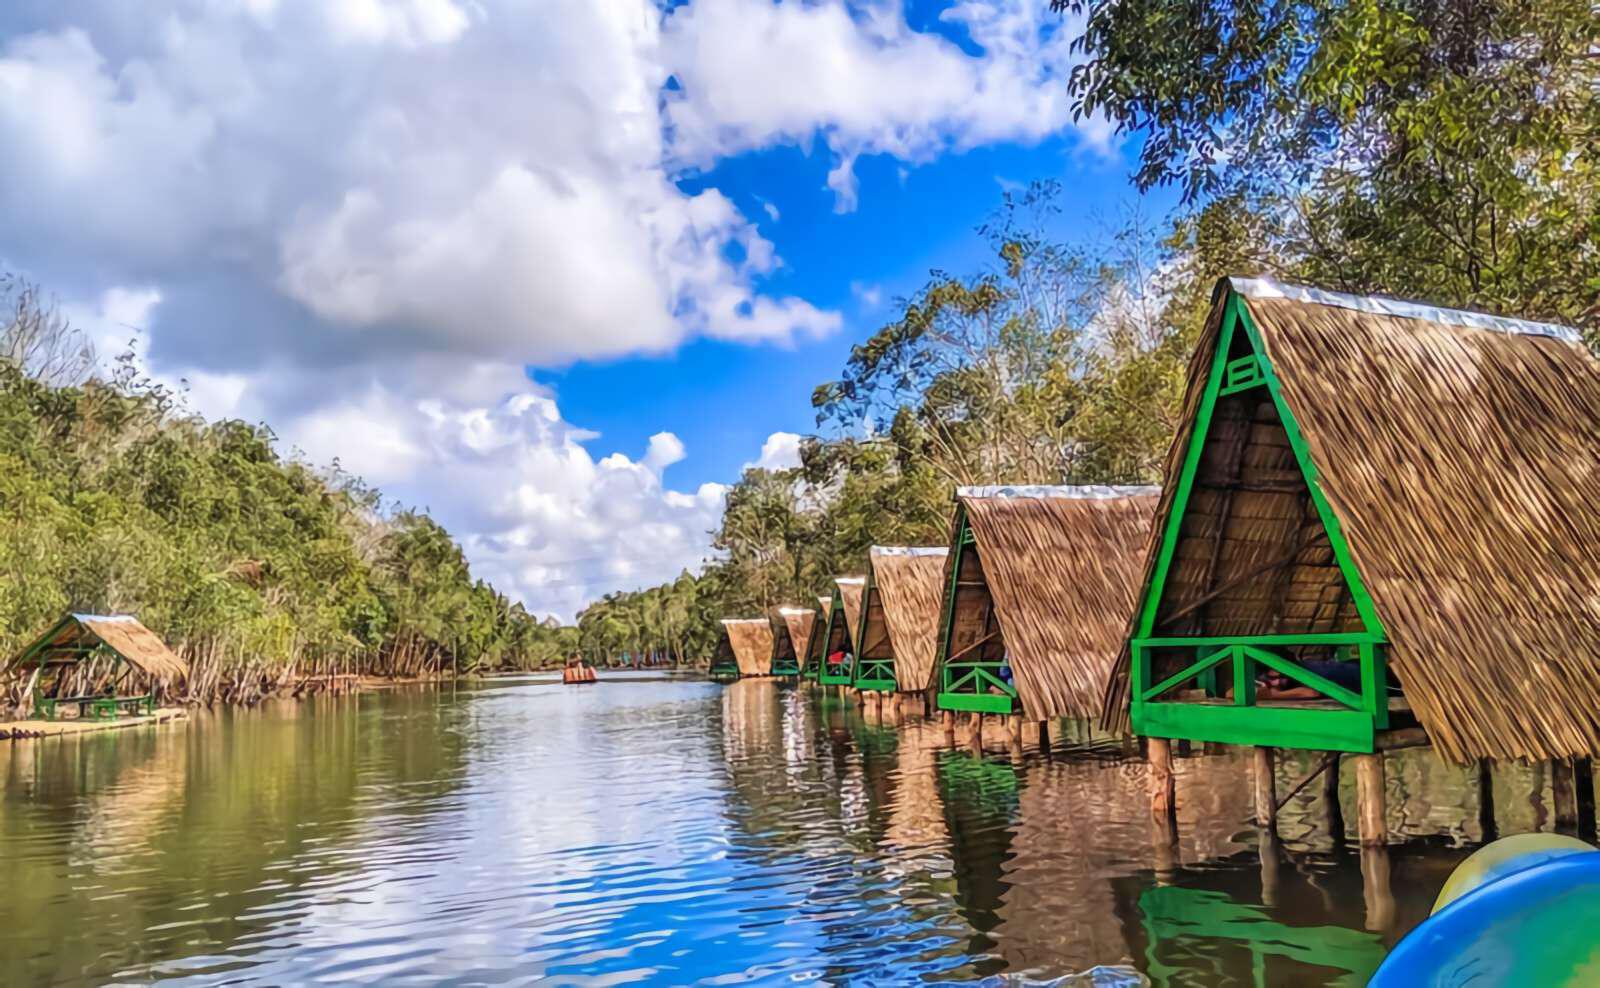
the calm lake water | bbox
[0,674,1565,985]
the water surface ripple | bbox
[0,675,1535,984]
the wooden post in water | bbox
[1353,753,1386,846]
[1148,736,1176,818]
[1477,758,1498,843]
[942,709,955,745]
[1252,747,1277,830]
[1259,828,1281,908]
[1037,719,1050,756]
[1361,845,1397,934]
[1553,758,1578,834]
[1006,713,1022,747]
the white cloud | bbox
[0,0,1106,617]
[661,0,1114,211]
[746,431,803,472]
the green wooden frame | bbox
[934,508,1019,715]
[851,569,898,692]
[818,586,855,686]
[1127,292,1390,752]
[770,620,802,677]
[12,615,161,721]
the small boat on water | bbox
[562,661,597,685]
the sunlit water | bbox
[0,674,1566,985]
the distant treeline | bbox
[0,274,577,701]
[578,0,1600,668]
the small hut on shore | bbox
[852,546,949,699]
[818,577,865,686]
[934,486,1159,730]
[1102,277,1600,843]
[7,614,189,719]
[771,606,815,677]
[721,618,774,678]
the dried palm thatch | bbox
[865,546,949,693]
[946,487,1159,721]
[774,606,816,671]
[806,594,834,668]
[7,613,189,683]
[721,618,774,677]
[1102,277,1600,764]
[836,577,866,644]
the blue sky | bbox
[0,0,1175,618]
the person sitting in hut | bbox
[827,649,850,668]
[1239,659,1401,701]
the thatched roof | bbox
[835,577,866,644]
[721,618,774,677]
[866,546,949,693]
[951,486,1159,721]
[7,613,189,682]
[1103,277,1600,763]
[774,606,816,670]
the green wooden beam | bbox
[1135,701,1376,752]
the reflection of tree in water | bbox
[0,690,472,984]
[936,749,1021,978]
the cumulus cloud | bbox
[661,0,1113,210]
[0,0,1104,617]
[746,431,804,472]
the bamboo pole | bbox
[1477,758,1498,843]
[1323,752,1345,849]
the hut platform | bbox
[1,706,186,740]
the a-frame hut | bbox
[1102,277,1600,840]
[708,624,742,683]
[818,577,865,686]
[852,546,949,698]
[7,613,189,719]
[771,606,815,677]
[721,618,774,678]
[805,594,832,681]
[934,486,1159,727]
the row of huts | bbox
[707,276,1600,844]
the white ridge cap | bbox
[956,484,1160,500]
[1229,276,1583,345]
[720,617,768,626]
[834,576,865,586]
[870,545,948,558]
[776,606,815,616]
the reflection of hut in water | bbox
[933,487,1158,730]
[804,594,832,682]
[720,677,784,765]
[1102,277,1600,842]
[7,613,190,719]
[721,618,774,678]
[882,718,953,862]
[851,547,948,703]
[770,607,815,678]
[818,577,865,686]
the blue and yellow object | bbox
[1371,833,1600,986]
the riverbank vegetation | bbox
[576,0,1600,667]
[0,275,577,702]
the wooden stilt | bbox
[1037,719,1050,755]
[1577,758,1597,842]
[1353,752,1386,847]
[1006,713,1022,745]
[1259,828,1281,907]
[1148,737,1176,817]
[1360,845,1396,934]
[1477,758,1497,843]
[1252,747,1277,830]
[1553,758,1578,833]
[1151,804,1179,886]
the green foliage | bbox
[0,311,572,693]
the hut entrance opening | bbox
[1129,294,1397,752]
[818,584,857,686]
[805,595,831,681]
[770,610,806,678]
[709,631,740,683]
[852,570,897,692]
[937,510,1018,715]
[8,614,187,721]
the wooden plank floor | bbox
[1,707,187,739]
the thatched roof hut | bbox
[856,546,948,694]
[721,618,774,678]
[771,606,815,675]
[8,613,189,685]
[818,577,865,685]
[1104,277,1600,764]
[805,594,833,678]
[936,486,1159,721]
